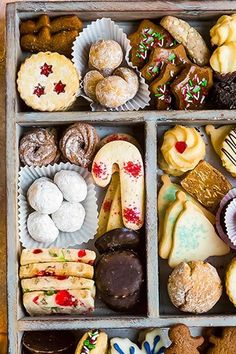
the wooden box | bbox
[6,1,236,353]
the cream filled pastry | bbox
[160,125,206,176]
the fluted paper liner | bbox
[224,198,236,246]
[216,188,236,249]
[18,162,98,248]
[72,17,150,111]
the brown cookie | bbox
[101,289,141,312]
[141,44,189,82]
[128,19,175,69]
[165,324,204,354]
[207,328,236,354]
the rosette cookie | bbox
[60,123,100,167]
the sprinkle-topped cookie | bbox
[17,52,80,111]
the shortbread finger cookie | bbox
[20,248,96,266]
[23,289,95,316]
[92,141,145,230]
[160,16,210,66]
[17,52,80,111]
[75,330,108,354]
[21,276,94,293]
[19,261,94,279]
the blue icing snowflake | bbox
[143,335,165,354]
[113,343,136,354]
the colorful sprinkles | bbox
[181,74,208,108]
[81,330,99,354]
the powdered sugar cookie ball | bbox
[27,177,63,214]
[54,170,87,203]
[89,40,123,75]
[27,211,59,243]
[96,76,130,108]
[114,67,139,100]
[52,201,85,232]
[83,70,104,101]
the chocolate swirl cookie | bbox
[59,123,99,167]
[19,128,59,166]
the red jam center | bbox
[33,249,43,254]
[33,84,45,98]
[175,141,187,154]
[54,80,66,94]
[124,161,142,178]
[56,276,69,280]
[103,200,112,212]
[40,63,53,77]
[123,207,142,226]
[33,296,39,304]
[55,290,77,307]
[78,250,86,258]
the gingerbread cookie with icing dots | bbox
[128,19,176,69]
[17,52,80,111]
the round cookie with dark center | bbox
[101,289,141,312]
[95,250,143,298]
[95,228,142,254]
[22,331,75,354]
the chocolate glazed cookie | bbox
[95,250,144,311]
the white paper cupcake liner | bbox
[18,162,98,248]
[72,17,150,111]
[224,199,236,246]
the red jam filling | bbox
[123,207,142,226]
[33,296,39,305]
[33,84,45,98]
[106,134,129,143]
[55,290,78,307]
[56,276,69,280]
[175,141,187,154]
[103,200,112,212]
[33,249,43,254]
[123,161,142,178]
[37,270,55,276]
[78,250,86,258]
[40,63,53,77]
[53,80,66,94]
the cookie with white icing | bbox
[110,338,143,354]
[75,330,108,354]
[140,329,166,354]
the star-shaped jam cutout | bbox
[54,80,66,95]
[33,83,45,98]
[40,62,53,77]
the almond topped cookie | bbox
[17,52,80,111]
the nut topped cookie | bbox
[17,52,80,111]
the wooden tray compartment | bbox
[6,2,236,354]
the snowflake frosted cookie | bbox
[17,52,80,111]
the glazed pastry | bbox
[60,123,100,167]
[160,125,206,176]
[150,63,182,110]
[210,14,236,46]
[95,228,141,254]
[210,42,236,74]
[160,16,210,66]
[89,40,123,75]
[165,324,204,354]
[114,67,139,99]
[168,201,229,268]
[141,44,189,82]
[54,170,87,203]
[23,289,95,316]
[110,338,143,354]
[168,261,222,313]
[226,257,236,307]
[20,14,83,56]
[22,331,75,354]
[95,76,131,108]
[92,141,145,230]
[208,327,236,354]
[20,261,94,279]
[75,330,108,354]
[17,52,80,111]
[170,64,213,109]
[181,161,232,210]
[52,201,85,232]
[20,248,96,266]
[19,128,59,166]
[83,70,104,101]
[27,177,63,214]
[205,124,234,156]
[128,19,175,69]
[21,276,94,293]
[27,211,59,243]
[220,128,236,177]
[98,133,140,150]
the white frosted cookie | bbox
[52,201,85,232]
[110,338,143,354]
[27,177,63,214]
[27,211,59,243]
[23,289,94,316]
[89,40,123,75]
[54,170,87,203]
[141,329,166,354]
[83,70,104,101]
[75,330,108,354]
[17,52,80,111]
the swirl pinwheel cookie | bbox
[160,125,206,176]
[92,141,145,230]
[17,52,80,111]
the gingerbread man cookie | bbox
[165,324,204,354]
[207,327,236,354]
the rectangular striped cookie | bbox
[19,262,94,279]
[23,289,95,316]
[20,248,96,266]
[21,276,95,293]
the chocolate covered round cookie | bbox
[101,289,141,312]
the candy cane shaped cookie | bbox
[92,141,145,230]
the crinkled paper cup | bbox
[224,198,236,246]
[18,162,98,248]
[216,188,236,249]
[72,17,150,111]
